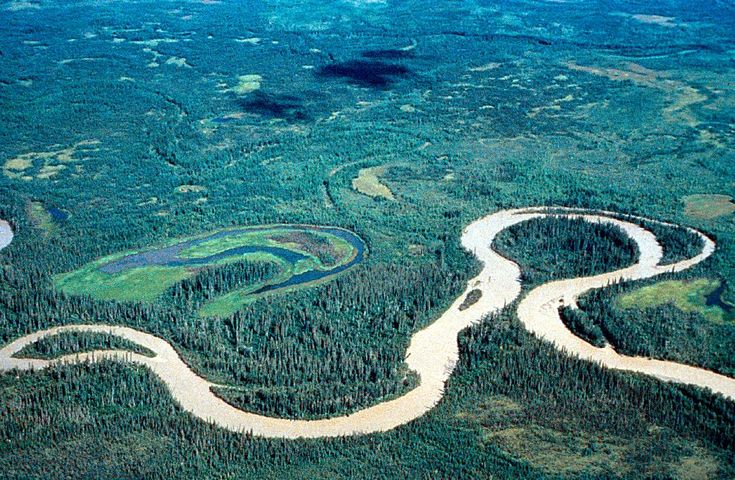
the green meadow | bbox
[2,0,735,476]
[54,226,361,311]
[618,278,734,324]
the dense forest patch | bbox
[211,370,418,420]
[492,216,640,285]
[540,208,704,265]
[632,218,704,265]
[14,331,154,360]
[174,259,471,418]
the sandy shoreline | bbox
[0,208,732,438]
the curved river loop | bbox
[0,207,733,438]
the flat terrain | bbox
[1,0,734,477]
[619,278,733,323]
[54,225,363,314]
[3,208,731,440]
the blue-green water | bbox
[99,226,366,294]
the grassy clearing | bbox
[196,271,291,318]
[682,194,735,220]
[174,184,206,194]
[179,231,284,258]
[3,157,32,171]
[566,61,706,127]
[3,140,100,180]
[483,425,630,475]
[618,278,732,323]
[198,288,261,317]
[674,447,720,480]
[27,201,56,236]
[459,394,720,478]
[165,56,190,68]
[351,165,395,200]
[180,228,354,264]
[456,396,633,476]
[227,74,262,94]
[55,265,192,302]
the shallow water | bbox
[705,281,734,315]
[99,226,366,295]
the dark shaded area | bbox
[210,116,237,124]
[238,92,310,122]
[361,48,414,60]
[318,60,410,88]
[47,207,68,221]
[706,281,734,315]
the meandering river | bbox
[0,208,732,438]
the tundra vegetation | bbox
[0,0,734,478]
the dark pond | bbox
[705,281,734,315]
[47,207,68,221]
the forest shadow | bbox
[318,59,411,88]
[238,92,311,122]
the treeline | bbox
[559,306,607,347]
[15,331,154,360]
[211,372,417,420]
[166,260,282,309]
[629,218,704,265]
[492,216,639,285]
[540,207,706,265]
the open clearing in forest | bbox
[566,61,707,127]
[225,74,262,94]
[54,225,364,313]
[3,140,100,181]
[618,278,733,323]
[682,194,735,220]
[351,165,395,200]
[27,201,56,236]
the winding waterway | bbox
[0,208,732,438]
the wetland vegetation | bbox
[1,0,734,477]
[54,225,364,315]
